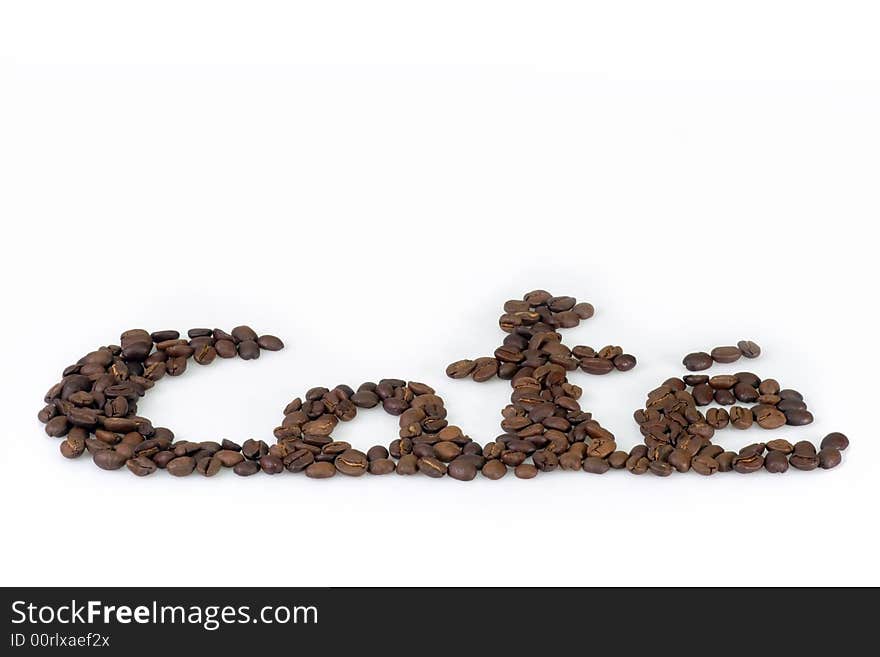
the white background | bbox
[1,1,878,586]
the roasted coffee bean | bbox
[514,463,538,479]
[237,340,260,360]
[754,406,786,429]
[215,340,237,358]
[94,449,127,470]
[766,439,794,454]
[716,452,736,472]
[335,449,368,476]
[777,399,807,412]
[258,454,284,475]
[709,375,738,390]
[784,409,814,426]
[481,459,507,480]
[683,352,713,371]
[60,435,86,459]
[820,432,849,451]
[818,447,842,469]
[447,456,478,481]
[692,383,714,406]
[764,451,789,473]
[711,346,742,364]
[758,378,780,395]
[167,456,196,476]
[613,354,637,371]
[667,449,692,473]
[737,340,761,359]
[734,383,759,403]
[368,458,395,475]
[417,457,447,478]
[789,441,819,471]
[706,408,729,429]
[241,439,270,459]
[233,460,261,476]
[691,454,718,475]
[216,449,245,467]
[472,358,499,382]
[608,451,628,469]
[729,406,754,430]
[649,461,673,477]
[257,335,284,351]
[305,461,336,479]
[126,456,158,476]
[197,456,223,477]
[433,441,462,462]
[582,457,610,474]
[580,358,614,375]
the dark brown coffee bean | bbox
[711,346,741,364]
[417,456,447,478]
[242,439,269,460]
[714,389,736,405]
[817,447,841,469]
[649,461,673,477]
[532,450,558,472]
[784,409,814,426]
[691,454,718,475]
[709,375,738,390]
[766,439,794,454]
[472,358,499,382]
[582,456,610,474]
[432,441,462,462]
[367,458,394,475]
[764,451,789,473]
[256,454,282,474]
[758,378,780,395]
[126,456,158,476]
[257,335,284,351]
[613,354,637,371]
[777,399,807,412]
[682,375,709,386]
[153,451,175,468]
[667,449,692,473]
[237,340,260,360]
[335,449,368,476]
[820,432,849,451]
[197,456,223,477]
[193,345,217,365]
[479,459,506,480]
[683,352,713,371]
[692,383,714,406]
[167,456,196,476]
[716,452,736,472]
[754,406,786,429]
[45,416,70,437]
[93,449,127,470]
[729,406,754,430]
[608,451,628,469]
[304,461,336,479]
[734,383,759,403]
[214,339,236,358]
[580,358,614,375]
[229,325,256,343]
[216,449,244,467]
[706,408,729,429]
[446,456,478,481]
[512,463,536,479]
[733,453,764,474]
[233,460,260,476]
[60,434,86,458]
[736,340,761,358]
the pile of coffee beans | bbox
[271,380,487,480]
[630,342,848,475]
[445,290,637,478]
[37,294,850,480]
[37,326,284,476]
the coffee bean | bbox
[335,449,368,476]
[125,456,157,476]
[758,378,780,395]
[93,450,127,470]
[60,435,85,459]
[764,451,789,473]
[447,456,478,481]
[691,455,718,475]
[259,454,284,475]
[513,463,538,479]
[648,461,673,477]
[766,439,793,454]
[233,460,260,476]
[820,432,849,451]
[305,461,336,479]
[711,346,742,364]
[418,457,447,478]
[582,457,610,474]
[580,358,614,375]
[683,352,713,371]
[754,406,786,429]
[667,449,692,473]
[167,456,196,476]
[818,447,842,469]
[369,458,395,475]
[716,452,736,472]
[197,456,223,477]
[257,335,284,351]
[737,340,761,358]
[237,340,260,360]
[784,409,814,426]
[613,354,637,371]
[729,406,754,430]
[481,459,507,479]
[395,454,418,475]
